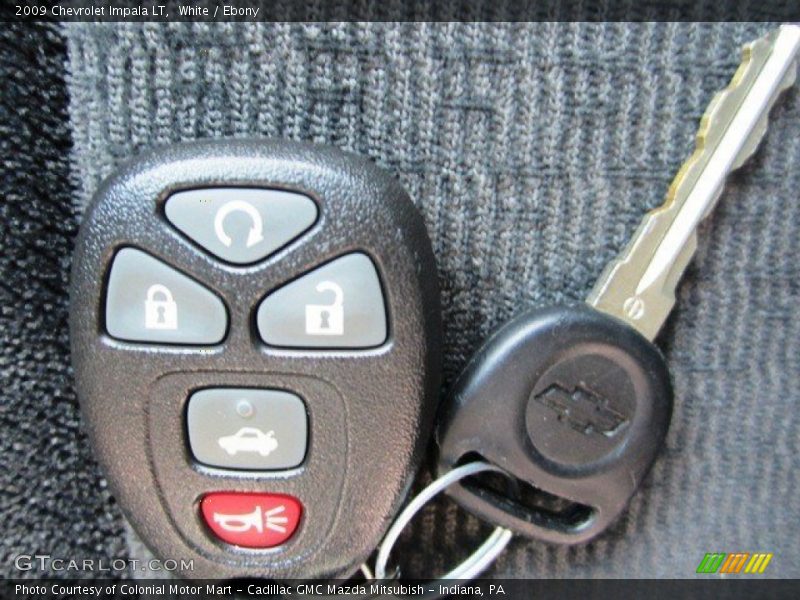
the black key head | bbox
[437,304,672,544]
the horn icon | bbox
[213,506,263,533]
[264,505,289,533]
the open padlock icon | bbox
[144,284,178,330]
[305,281,344,336]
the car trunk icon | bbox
[218,427,278,456]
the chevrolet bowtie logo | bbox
[534,383,628,437]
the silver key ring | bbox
[370,461,514,581]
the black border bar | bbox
[3,0,800,23]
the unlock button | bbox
[257,253,387,348]
[305,282,344,335]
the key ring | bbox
[370,461,514,581]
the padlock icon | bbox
[305,281,344,336]
[144,284,178,330]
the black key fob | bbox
[70,139,441,579]
[437,305,672,544]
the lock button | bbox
[145,284,178,330]
[257,253,387,348]
[105,248,228,344]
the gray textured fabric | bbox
[64,22,800,578]
[0,23,128,580]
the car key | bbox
[70,140,441,579]
[437,25,800,544]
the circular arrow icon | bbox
[214,200,264,248]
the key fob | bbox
[437,305,671,544]
[69,139,441,579]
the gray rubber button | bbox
[187,388,308,470]
[105,248,227,344]
[257,253,387,348]
[164,188,318,265]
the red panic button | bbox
[201,492,302,548]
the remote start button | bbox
[201,492,302,548]
[165,188,318,265]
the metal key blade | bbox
[587,25,800,341]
